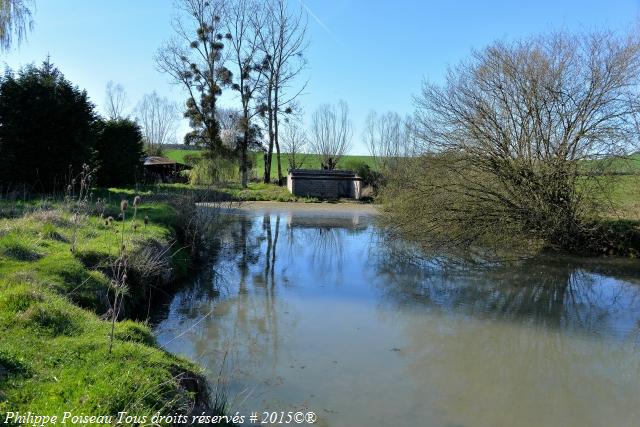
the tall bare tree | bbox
[104,81,128,120]
[135,91,180,156]
[226,0,266,188]
[156,0,232,157]
[255,0,308,184]
[310,101,352,170]
[386,30,640,255]
[0,0,33,51]
[281,120,308,170]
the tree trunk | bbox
[241,131,248,188]
[274,85,283,185]
[263,83,275,184]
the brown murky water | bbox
[155,209,640,427]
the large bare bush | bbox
[385,31,640,255]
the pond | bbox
[154,207,640,427]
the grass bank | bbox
[0,187,226,423]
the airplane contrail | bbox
[297,0,341,44]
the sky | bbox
[3,0,640,154]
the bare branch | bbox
[0,0,33,51]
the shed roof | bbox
[288,169,357,177]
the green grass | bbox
[150,182,317,203]
[165,148,378,178]
[0,191,209,421]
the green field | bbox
[583,153,640,174]
[165,148,201,163]
[165,148,378,177]
[167,148,640,177]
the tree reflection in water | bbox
[153,210,640,426]
[372,236,640,341]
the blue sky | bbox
[3,0,639,154]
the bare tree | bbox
[363,111,412,172]
[0,0,33,51]
[226,0,265,188]
[281,121,308,170]
[104,81,128,120]
[310,101,352,170]
[135,92,180,156]
[156,0,232,156]
[255,0,308,184]
[385,30,640,255]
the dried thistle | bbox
[120,200,129,212]
[133,196,141,207]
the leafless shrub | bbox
[64,164,97,253]
[161,188,229,259]
[385,30,640,256]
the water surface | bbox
[155,208,640,427]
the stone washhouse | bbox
[286,169,363,200]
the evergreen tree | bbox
[94,119,144,187]
[0,59,98,191]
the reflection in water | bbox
[374,253,640,339]
[155,210,640,427]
